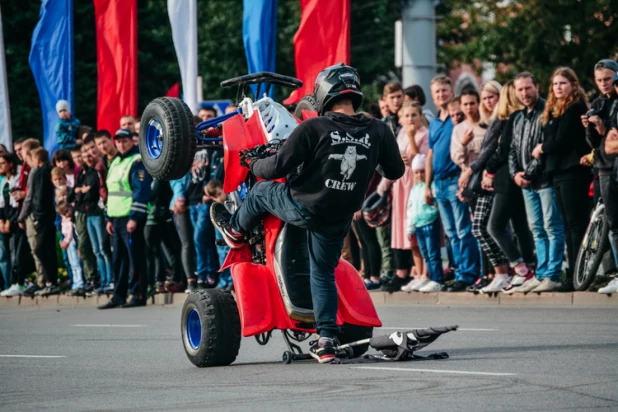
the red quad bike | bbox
[139,73,381,367]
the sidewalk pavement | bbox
[1,291,617,308]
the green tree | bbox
[436,0,618,93]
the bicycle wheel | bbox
[573,203,610,291]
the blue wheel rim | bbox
[145,118,163,159]
[186,308,202,350]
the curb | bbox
[370,291,618,307]
[1,291,617,308]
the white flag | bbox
[0,5,12,150]
[167,0,198,114]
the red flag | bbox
[165,83,180,98]
[283,0,350,105]
[94,0,138,133]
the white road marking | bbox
[0,355,66,358]
[70,324,147,328]
[378,327,497,332]
[352,366,516,376]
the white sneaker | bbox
[514,277,541,293]
[1,284,24,297]
[419,280,442,292]
[598,278,618,294]
[480,275,510,293]
[531,278,561,293]
[411,278,430,291]
[401,278,420,292]
[509,275,528,287]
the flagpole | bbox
[0,4,13,150]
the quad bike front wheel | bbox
[139,97,196,180]
[181,289,241,367]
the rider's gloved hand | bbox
[240,148,259,168]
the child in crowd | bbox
[70,146,84,170]
[204,179,235,290]
[55,100,80,150]
[447,97,464,126]
[51,168,74,282]
[405,154,443,292]
[56,198,84,295]
[52,149,77,187]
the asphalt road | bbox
[1,304,617,411]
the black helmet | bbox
[313,63,363,115]
[362,191,391,228]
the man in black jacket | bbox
[211,64,404,363]
[17,148,58,296]
[582,60,618,293]
[508,72,565,294]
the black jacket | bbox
[586,93,617,173]
[250,112,405,223]
[541,100,589,173]
[509,98,551,189]
[70,165,103,216]
[28,162,55,223]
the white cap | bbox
[56,100,71,114]
[411,154,426,171]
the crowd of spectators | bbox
[1,58,618,306]
[356,59,618,295]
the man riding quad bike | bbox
[209,63,404,362]
[138,64,404,366]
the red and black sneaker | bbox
[309,339,336,364]
[210,203,246,249]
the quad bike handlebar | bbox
[220,72,303,90]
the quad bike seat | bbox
[273,223,315,323]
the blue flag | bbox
[242,0,277,99]
[29,0,73,154]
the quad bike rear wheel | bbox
[339,324,373,358]
[139,97,196,180]
[181,289,241,367]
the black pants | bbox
[488,187,535,266]
[173,211,195,281]
[392,248,412,271]
[599,175,618,262]
[10,228,34,285]
[111,217,147,303]
[144,224,165,286]
[353,218,381,279]
[33,220,58,285]
[553,167,592,271]
[162,219,182,281]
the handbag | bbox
[460,168,484,199]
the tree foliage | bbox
[436,0,618,93]
[4,0,617,139]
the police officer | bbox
[98,129,152,309]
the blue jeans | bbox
[87,215,113,287]
[416,221,443,283]
[434,176,479,284]
[0,233,10,289]
[231,181,351,339]
[189,203,219,281]
[66,237,84,289]
[214,230,232,288]
[522,187,565,281]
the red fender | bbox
[232,257,381,337]
[334,259,382,328]
[222,112,267,193]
